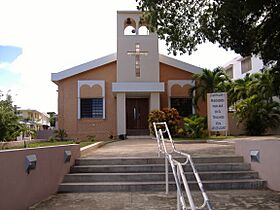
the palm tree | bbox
[227,73,253,106]
[191,67,229,107]
[254,71,274,103]
[54,129,68,141]
[235,95,280,135]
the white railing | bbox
[153,122,213,210]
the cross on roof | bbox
[127,43,148,77]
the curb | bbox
[207,140,235,145]
[174,140,207,144]
[80,140,116,156]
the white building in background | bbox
[18,109,50,130]
[223,55,264,80]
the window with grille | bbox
[80,98,103,118]
[241,57,252,74]
[170,97,193,117]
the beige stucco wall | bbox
[57,62,117,139]
[159,63,207,116]
[235,140,280,191]
[0,145,80,210]
[56,61,208,138]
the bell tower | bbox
[117,11,159,82]
[114,11,163,137]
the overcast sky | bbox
[0,0,238,113]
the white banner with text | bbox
[207,92,228,132]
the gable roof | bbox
[51,53,202,82]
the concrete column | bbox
[116,93,126,135]
[150,92,160,112]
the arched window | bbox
[124,18,136,35]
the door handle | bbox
[133,107,137,120]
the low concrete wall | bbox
[228,112,246,135]
[228,112,280,135]
[235,140,280,191]
[0,144,80,210]
[37,130,55,139]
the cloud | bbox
[0,62,10,70]
[0,0,138,113]
[0,45,22,63]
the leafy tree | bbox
[137,0,280,67]
[0,92,21,141]
[137,0,280,99]
[191,67,229,106]
[47,112,56,127]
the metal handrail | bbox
[153,122,213,210]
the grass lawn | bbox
[1,140,95,150]
[27,140,94,148]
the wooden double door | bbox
[126,98,149,135]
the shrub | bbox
[148,110,166,136]
[86,135,96,142]
[235,96,280,135]
[48,136,56,142]
[162,108,181,136]
[183,115,207,138]
[54,129,68,141]
[148,108,180,136]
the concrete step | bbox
[60,156,266,192]
[63,171,259,183]
[70,163,251,173]
[58,179,266,193]
[76,156,244,165]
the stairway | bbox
[58,156,266,192]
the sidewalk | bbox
[29,137,280,210]
[30,190,280,210]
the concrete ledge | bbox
[235,140,280,191]
[0,144,80,210]
[81,141,115,156]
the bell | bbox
[126,18,131,25]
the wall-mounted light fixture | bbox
[25,154,37,174]
[250,150,260,162]
[64,150,72,163]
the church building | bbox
[51,11,206,139]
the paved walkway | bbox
[29,137,280,210]
[82,138,235,158]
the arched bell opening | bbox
[138,19,149,35]
[124,17,137,35]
